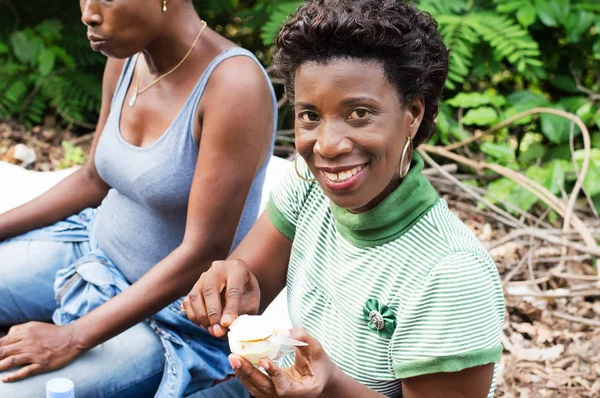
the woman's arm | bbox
[71,56,279,349]
[401,364,495,398]
[326,363,494,398]
[0,58,123,241]
[230,212,292,313]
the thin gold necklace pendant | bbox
[129,92,137,108]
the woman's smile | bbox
[318,162,369,191]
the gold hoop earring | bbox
[294,155,316,183]
[162,0,167,12]
[399,136,414,178]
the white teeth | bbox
[323,165,364,182]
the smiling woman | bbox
[183,1,505,398]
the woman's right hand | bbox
[182,259,260,337]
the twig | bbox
[549,269,598,282]
[418,149,526,228]
[569,121,599,220]
[487,228,600,257]
[570,65,600,101]
[526,235,540,291]
[429,176,553,229]
[557,120,590,270]
[449,200,521,229]
[505,275,550,286]
[534,254,592,264]
[422,163,457,176]
[55,108,97,130]
[551,311,600,327]
[506,289,600,298]
[70,132,95,146]
[503,246,535,285]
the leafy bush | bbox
[415,0,600,216]
[0,19,104,128]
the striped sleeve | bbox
[390,250,505,379]
[266,158,315,240]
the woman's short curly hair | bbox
[273,0,449,147]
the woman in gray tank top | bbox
[0,0,276,397]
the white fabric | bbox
[0,156,292,328]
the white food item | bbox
[228,315,281,365]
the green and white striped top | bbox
[266,153,505,397]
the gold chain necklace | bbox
[129,20,208,108]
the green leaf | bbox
[462,106,499,126]
[61,141,87,166]
[544,144,572,162]
[534,0,558,26]
[550,75,580,94]
[564,12,595,43]
[531,161,565,195]
[540,114,569,144]
[0,42,8,54]
[576,102,594,124]
[592,133,600,149]
[516,3,536,27]
[519,142,546,164]
[10,31,34,64]
[38,48,56,76]
[50,45,75,67]
[481,142,516,163]
[446,92,506,108]
[504,91,550,123]
[486,177,539,212]
[485,161,567,213]
[35,20,63,42]
[593,194,600,215]
[574,149,600,196]
[260,1,303,45]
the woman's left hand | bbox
[0,322,83,382]
[229,328,339,398]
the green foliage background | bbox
[1,0,600,217]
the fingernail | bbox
[260,359,270,370]
[229,356,241,370]
[221,314,232,325]
[213,324,223,337]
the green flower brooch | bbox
[363,298,396,339]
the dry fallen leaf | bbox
[516,344,565,362]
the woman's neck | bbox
[140,8,204,75]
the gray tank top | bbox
[94,48,277,283]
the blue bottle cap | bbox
[46,378,75,398]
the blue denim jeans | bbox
[187,378,250,398]
[0,209,231,397]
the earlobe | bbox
[408,97,425,137]
[410,98,425,126]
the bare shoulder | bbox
[204,52,271,104]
